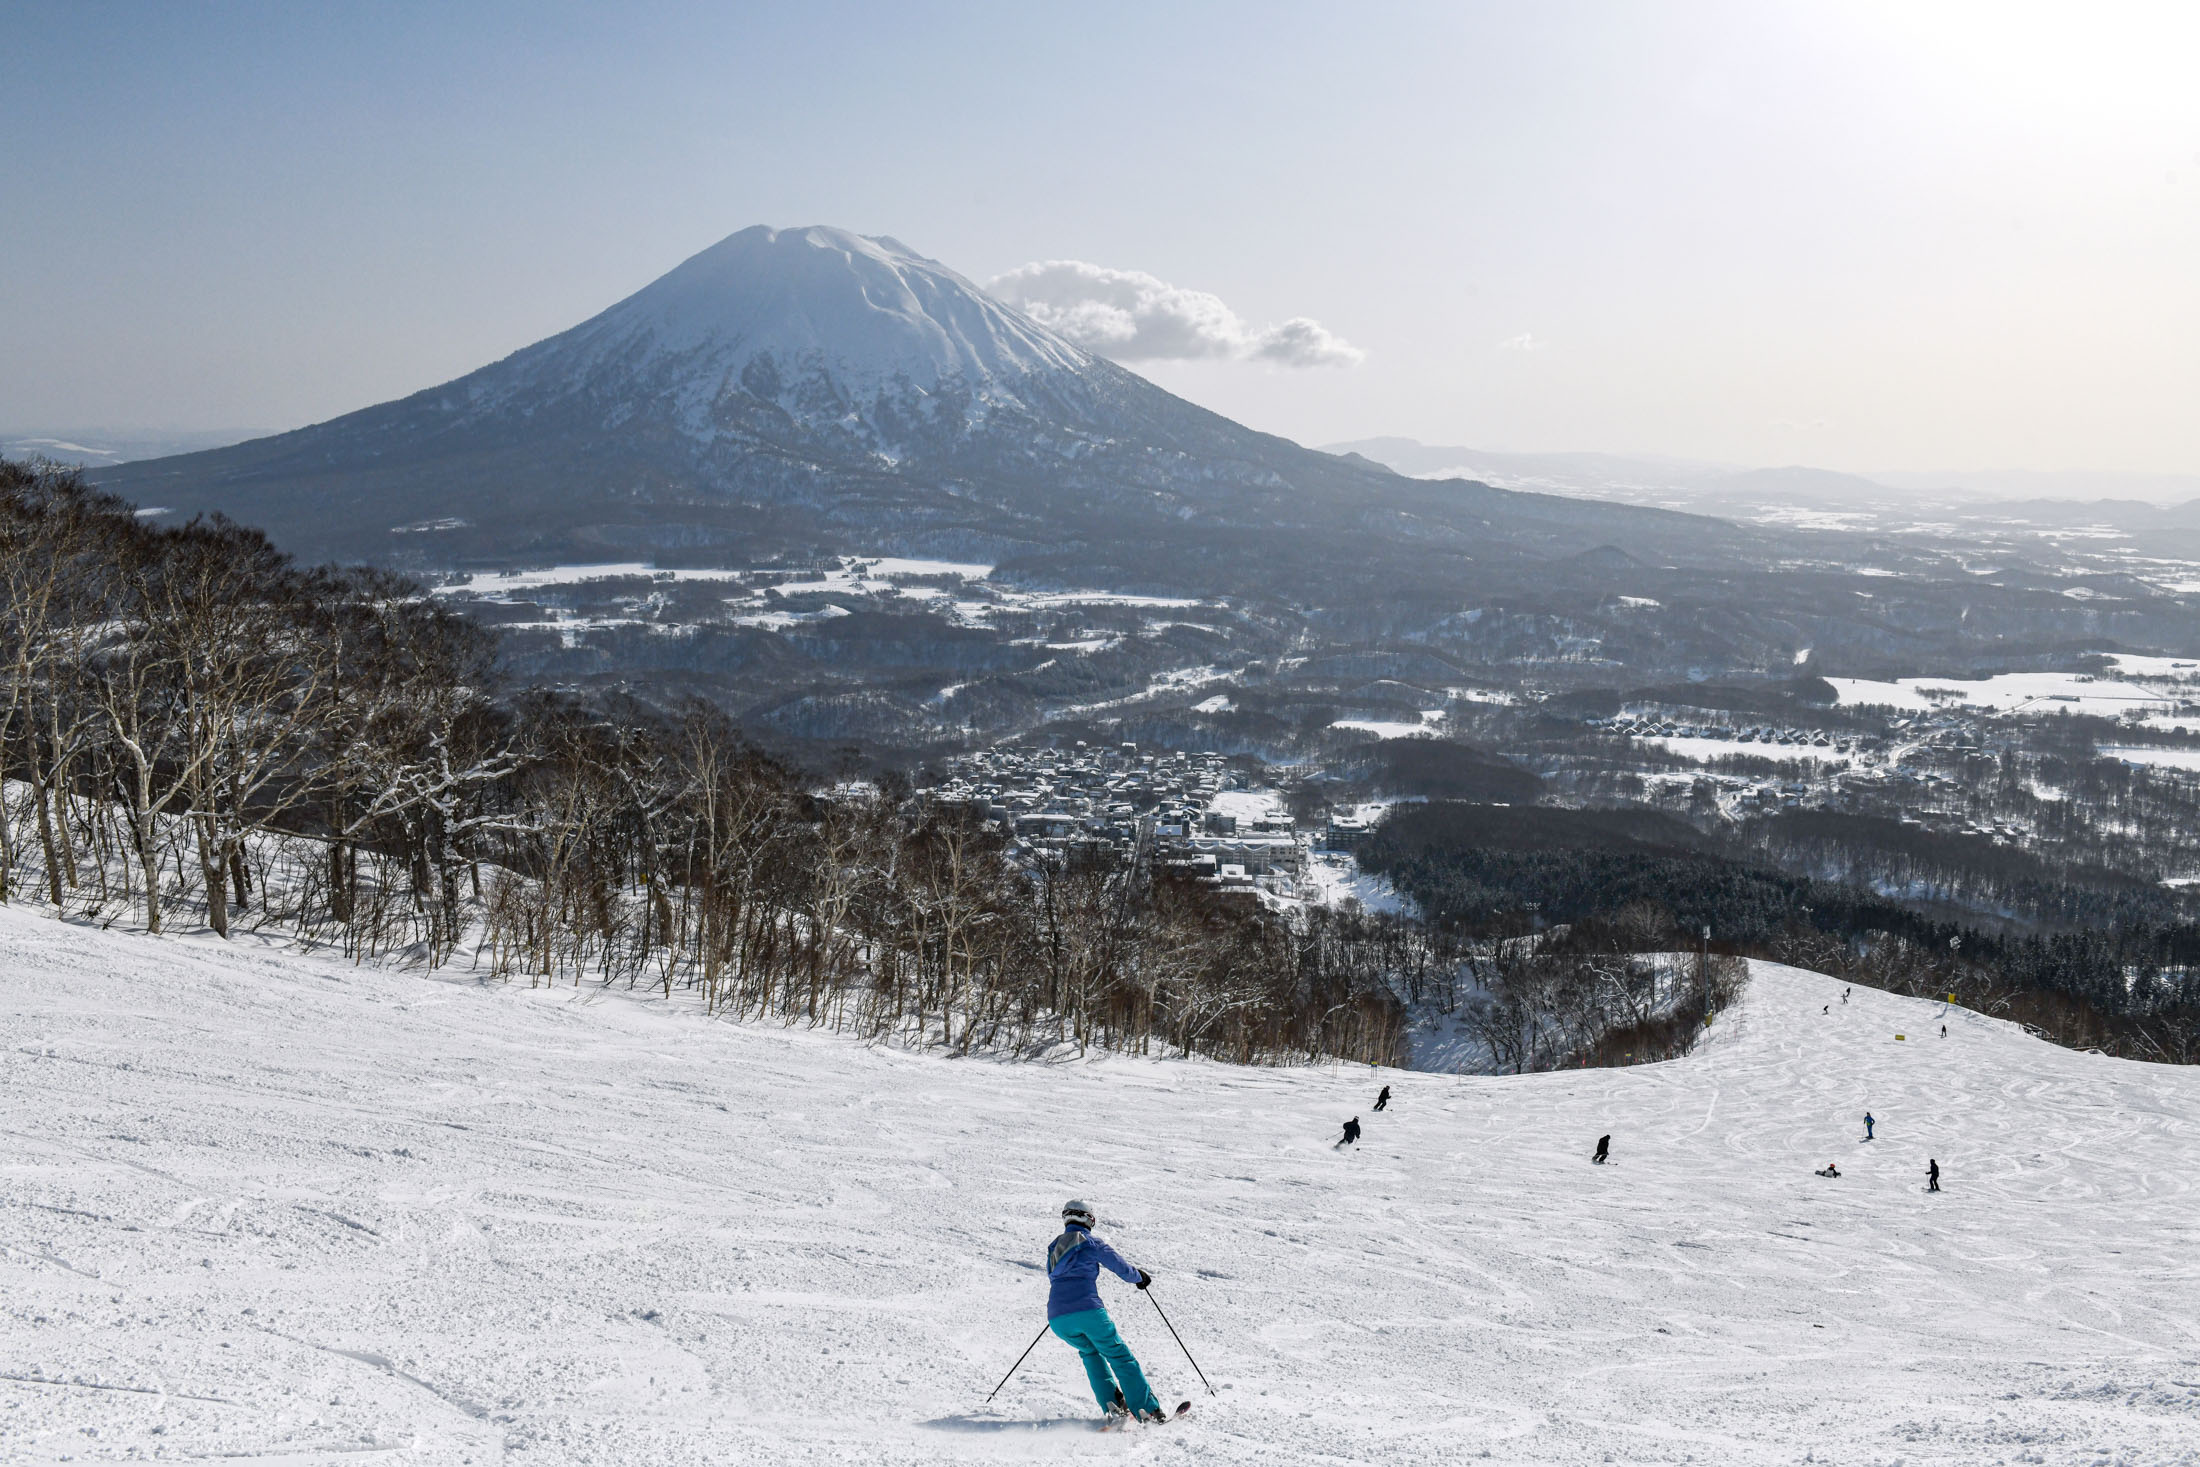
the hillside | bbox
[5,909,2195,1463]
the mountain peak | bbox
[502,224,1093,414]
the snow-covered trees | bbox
[0,462,501,949]
[0,460,1409,1066]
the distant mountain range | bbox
[1327,437,2200,531]
[2,429,269,469]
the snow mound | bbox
[4,908,2197,1463]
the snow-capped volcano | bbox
[95,224,1741,574]
[573,225,1093,388]
[458,226,1097,456]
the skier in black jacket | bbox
[1593,1134,1610,1164]
[1337,1116,1361,1147]
[1927,1159,1940,1192]
[1373,1085,1391,1112]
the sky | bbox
[4,0,2198,475]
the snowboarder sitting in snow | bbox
[1338,1116,1362,1147]
[1374,1084,1391,1112]
[1046,1201,1170,1424]
[1593,1134,1610,1164]
[1816,1162,1841,1178]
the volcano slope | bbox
[3,907,2196,1465]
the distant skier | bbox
[1374,1085,1392,1112]
[1816,1162,1841,1178]
[1338,1116,1361,1147]
[1863,1112,1875,1141]
[1842,987,1851,1004]
[1593,1134,1610,1164]
[1045,1201,1171,1424]
[1940,1024,1947,1038]
[1927,1159,1940,1192]
[1823,1004,1830,1015]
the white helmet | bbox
[1062,1199,1096,1228]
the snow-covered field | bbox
[2100,745,2200,772]
[1634,734,1853,767]
[436,564,758,596]
[1329,714,1445,740]
[6,909,2199,1465]
[1826,673,2175,717]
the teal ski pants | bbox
[1049,1307,1162,1415]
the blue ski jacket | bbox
[1046,1223,1140,1319]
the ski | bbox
[1099,1401,1192,1431]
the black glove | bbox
[1136,1270,1152,1290]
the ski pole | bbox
[986,1321,1052,1403]
[1145,1288,1216,1396]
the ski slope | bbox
[4,908,2198,1465]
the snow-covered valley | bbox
[4,909,2198,1465]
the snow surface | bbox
[1825,673,2175,716]
[1205,790,1287,825]
[1329,715,1442,739]
[6,908,2199,1464]
[478,226,1094,445]
[1633,734,1852,767]
[2106,655,2200,682]
[437,564,754,596]
[2100,745,2200,772]
[1297,852,1411,918]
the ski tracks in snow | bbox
[4,908,2200,1463]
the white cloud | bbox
[986,260,1363,368]
[1497,332,1541,352]
[1248,316,1362,367]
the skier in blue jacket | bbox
[1046,1200,1169,1423]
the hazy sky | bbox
[5,1,2197,473]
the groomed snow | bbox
[5,909,2198,1464]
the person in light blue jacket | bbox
[1046,1200,1167,1422]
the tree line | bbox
[1359,800,2200,1063]
[0,460,1407,1066]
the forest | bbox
[0,460,1409,1068]
[1358,802,2200,1062]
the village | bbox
[917,740,1368,904]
